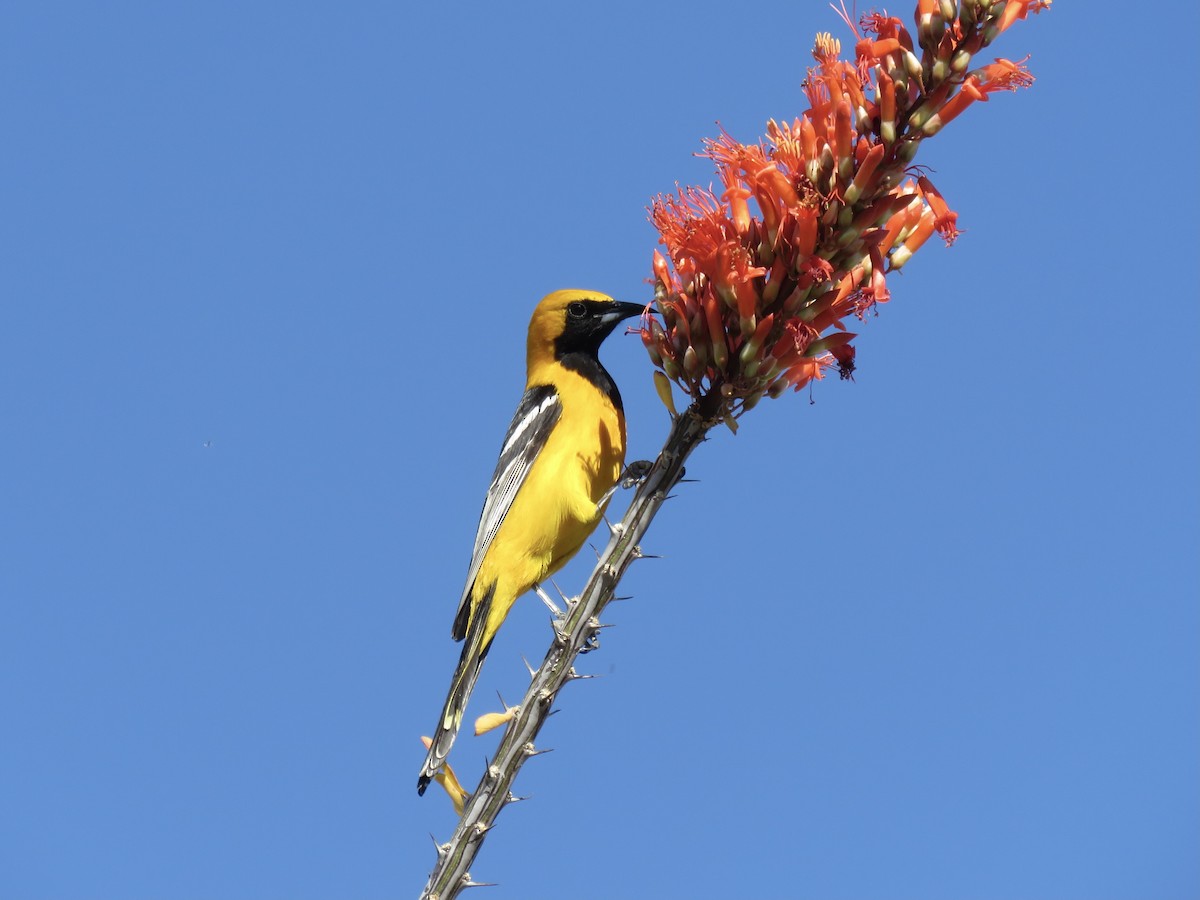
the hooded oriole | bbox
[418,290,643,795]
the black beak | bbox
[600,301,648,326]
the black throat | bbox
[555,350,623,412]
[551,298,630,412]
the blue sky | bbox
[2,3,1197,898]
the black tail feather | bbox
[418,588,493,795]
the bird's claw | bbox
[619,459,654,489]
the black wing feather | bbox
[451,384,562,640]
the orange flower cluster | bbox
[642,0,1046,417]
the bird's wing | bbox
[452,384,562,640]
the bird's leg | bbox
[532,582,562,619]
[597,460,656,510]
[619,459,654,489]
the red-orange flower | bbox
[643,0,1044,419]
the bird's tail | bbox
[417,595,493,796]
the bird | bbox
[418,289,644,796]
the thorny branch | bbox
[419,397,719,900]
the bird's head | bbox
[527,290,645,363]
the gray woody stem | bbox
[419,399,716,900]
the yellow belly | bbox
[471,390,625,646]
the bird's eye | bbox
[567,302,587,318]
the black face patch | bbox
[554,299,624,356]
[552,299,632,411]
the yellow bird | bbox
[418,290,644,795]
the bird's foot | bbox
[619,459,654,489]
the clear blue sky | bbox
[2,3,1197,899]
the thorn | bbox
[549,579,569,601]
[524,742,554,758]
[590,543,601,560]
[506,792,530,804]
[465,820,489,844]
[566,667,597,680]
[611,594,633,602]
[462,879,498,889]
[521,655,536,678]
[605,515,624,537]
[677,478,699,484]
[631,546,662,560]
[429,834,449,858]
[581,621,603,654]
[533,582,562,618]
